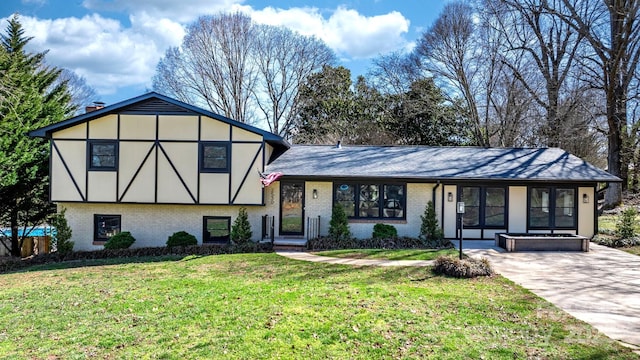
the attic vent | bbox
[121,99,195,115]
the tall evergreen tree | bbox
[0,15,72,257]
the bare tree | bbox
[416,2,489,146]
[252,25,335,137]
[57,69,99,115]
[154,12,256,124]
[547,0,640,206]
[153,12,335,130]
[487,0,586,149]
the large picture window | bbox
[200,142,229,173]
[529,187,576,229]
[459,186,506,228]
[94,214,121,242]
[203,216,231,243]
[334,182,405,220]
[88,140,117,170]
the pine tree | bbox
[0,15,72,256]
[231,207,252,244]
[329,204,351,241]
[420,201,444,242]
[49,207,73,255]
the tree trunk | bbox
[604,98,624,208]
[10,209,20,257]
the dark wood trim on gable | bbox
[154,114,159,203]
[197,115,201,203]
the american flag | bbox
[259,171,283,187]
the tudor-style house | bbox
[29,92,619,251]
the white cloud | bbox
[5,14,185,96]
[3,2,411,100]
[246,5,410,59]
[82,0,243,23]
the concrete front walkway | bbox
[278,243,640,348]
[456,240,640,348]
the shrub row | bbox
[307,236,453,251]
[0,242,273,274]
[433,256,494,278]
[591,234,640,248]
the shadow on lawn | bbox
[17,254,189,273]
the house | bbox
[29,92,620,251]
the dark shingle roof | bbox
[265,145,620,182]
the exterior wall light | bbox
[447,192,454,202]
[583,193,589,203]
[313,189,318,199]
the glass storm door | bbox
[280,181,304,235]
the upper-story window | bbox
[200,142,230,173]
[88,140,118,171]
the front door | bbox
[280,181,304,235]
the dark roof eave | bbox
[273,174,622,183]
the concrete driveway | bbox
[458,240,640,348]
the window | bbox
[88,141,117,170]
[334,182,405,219]
[335,184,356,217]
[529,187,576,229]
[200,142,229,172]
[359,184,380,218]
[94,214,121,242]
[459,186,506,228]
[203,216,230,243]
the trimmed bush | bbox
[372,223,397,239]
[433,256,493,278]
[49,207,74,255]
[329,204,351,241]
[231,207,252,245]
[592,234,640,248]
[167,231,197,247]
[104,231,136,249]
[307,236,426,251]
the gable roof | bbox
[28,92,290,152]
[266,145,620,183]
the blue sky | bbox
[1,0,447,105]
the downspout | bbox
[432,181,441,231]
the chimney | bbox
[336,140,341,149]
[85,101,106,113]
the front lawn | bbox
[0,253,635,359]
[315,248,459,261]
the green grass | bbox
[315,248,459,261]
[598,213,640,233]
[0,253,636,359]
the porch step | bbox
[272,237,308,252]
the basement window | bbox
[94,214,121,242]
